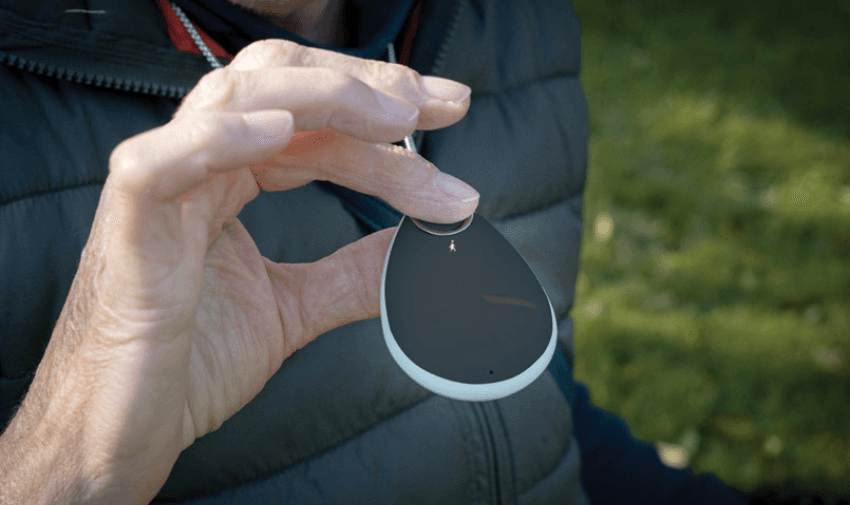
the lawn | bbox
[569,0,850,496]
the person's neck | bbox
[269,0,347,46]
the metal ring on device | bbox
[410,214,474,236]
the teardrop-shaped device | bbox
[380,212,557,401]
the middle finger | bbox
[184,66,421,143]
[226,39,472,130]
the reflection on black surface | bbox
[481,295,537,310]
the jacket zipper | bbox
[474,402,504,504]
[425,2,510,502]
[424,0,464,77]
[0,51,191,99]
[393,2,511,501]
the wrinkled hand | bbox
[0,40,476,504]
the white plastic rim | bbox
[380,217,558,402]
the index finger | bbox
[227,40,471,130]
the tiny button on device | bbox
[411,214,474,236]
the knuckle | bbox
[198,66,229,90]
[269,39,304,65]
[289,42,334,68]
[178,67,235,115]
[372,60,401,87]
[220,69,257,112]
[181,111,244,153]
[236,39,276,59]
[318,69,363,101]
[211,113,248,143]
[107,136,148,192]
[108,138,136,176]
[373,60,420,93]
[339,241,374,317]
[184,113,222,144]
[232,39,303,68]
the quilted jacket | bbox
[0,0,745,503]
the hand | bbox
[0,40,476,504]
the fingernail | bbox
[435,172,479,202]
[375,91,419,122]
[243,110,293,138]
[421,76,471,102]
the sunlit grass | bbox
[571,0,850,495]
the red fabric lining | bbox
[154,0,421,65]
[398,0,422,66]
[153,0,233,58]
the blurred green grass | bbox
[570,0,850,495]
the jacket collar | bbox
[0,0,215,97]
[0,0,456,98]
[168,0,414,60]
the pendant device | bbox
[380,212,558,402]
[380,44,557,401]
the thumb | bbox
[263,227,396,355]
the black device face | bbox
[384,213,553,384]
